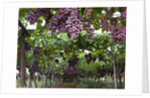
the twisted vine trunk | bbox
[123,71,125,88]
[111,46,117,89]
[19,19,30,88]
[52,72,54,88]
[20,31,26,87]
[45,75,47,88]
[33,74,37,88]
[29,74,32,87]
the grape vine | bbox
[27,8,126,44]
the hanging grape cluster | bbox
[85,53,93,64]
[85,8,93,16]
[27,8,95,40]
[97,67,113,77]
[27,8,126,44]
[63,66,83,78]
[101,7,127,44]
[27,8,52,25]
[98,53,104,61]
[59,52,66,60]
[25,41,31,51]
[62,55,83,78]
[85,53,104,64]
[84,18,94,38]
[68,55,79,68]
[119,7,127,22]
[47,8,84,39]
[109,26,126,44]
[33,46,41,55]
[30,61,39,73]
[101,16,109,31]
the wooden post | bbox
[111,46,117,89]
[29,74,32,87]
[18,19,30,88]
[33,74,37,88]
[123,71,125,88]
[20,30,26,87]
[45,75,47,88]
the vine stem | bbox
[20,30,26,87]
[111,45,117,89]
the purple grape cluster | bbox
[44,50,47,55]
[25,41,31,51]
[98,53,104,61]
[55,59,59,63]
[110,18,117,26]
[31,61,39,73]
[27,8,52,25]
[85,53,92,64]
[101,16,109,31]
[26,8,126,43]
[48,63,51,68]
[65,10,84,40]
[93,56,97,62]
[68,55,79,67]
[97,67,113,77]
[100,8,126,44]
[104,8,115,17]
[33,46,41,55]
[59,52,63,57]
[84,18,94,38]
[63,66,83,78]
[27,8,95,39]
[86,26,94,38]
[49,57,53,60]
[85,53,97,64]
[118,7,127,22]
[59,52,66,60]
[47,14,65,35]
[121,10,126,22]
[85,8,93,16]
[97,68,107,77]
[109,26,126,44]
[47,8,83,39]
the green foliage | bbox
[17,8,126,88]
[77,78,99,88]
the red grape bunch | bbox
[85,8,93,16]
[27,8,52,25]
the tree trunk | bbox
[51,73,54,88]
[113,59,117,88]
[119,74,122,88]
[45,75,47,88]
[111,46,117,89]
[17,74,21,87]
[20,32,26,87]
[27,74,30,88]
[123,71,125,88]
[29,74,32,87]
[33,74,37,88]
